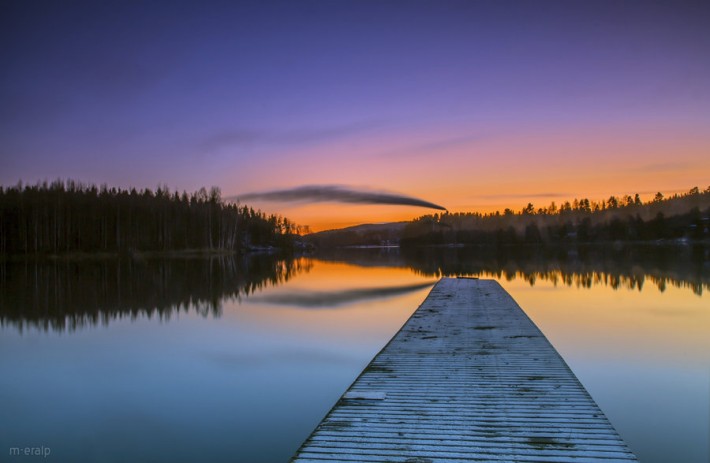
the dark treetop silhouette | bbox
[306,187,710,248]
[0,180,301,256]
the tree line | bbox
[401,187,710,246]
[0,180,300,256]
[304,187,710,248]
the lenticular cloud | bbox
[232,185,447,211]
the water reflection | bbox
[0,255,310,332]
[0,248,708,462]
[1,245,706,334]
[250,281,436,308]
[317,244,710,295]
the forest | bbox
[0,180,300,256]
[307,187,710,248]
[401,187,710,247]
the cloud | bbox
[380,133,483,158]
[199,121,377,153]
[230,185,447,211]
[200,129,263,152]
[630,161,691,173]
[477,192,570,200]
[249,282,436,308]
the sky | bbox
[2,0,709,231]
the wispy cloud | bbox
[476,192,570,200]
[199,129,262,152]
[380,133,483,158]
[630,161,692,173]
[230,185,447,211]
[200,121,377,153]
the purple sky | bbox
[2,1,709,229]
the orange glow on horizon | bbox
[500,278,710,364]
[234,123,710,232]
[219,259,709,363]
[223,259,434,340]
[259,187,706,233]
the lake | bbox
[1,245,708,462]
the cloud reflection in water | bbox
[249,281,436,309]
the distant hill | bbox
[305,222,408,248]
[306,187,710,248]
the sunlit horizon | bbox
[257,185,705,232]
[2,1,709,233]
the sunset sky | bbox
[2,1,709,231]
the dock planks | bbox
[292,277,637,462]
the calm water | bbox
[1,247,708,462]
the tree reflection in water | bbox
[2,244,707,332]
[0,255,311,332]
[316,244,710,296]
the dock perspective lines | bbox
[292,277,637,462]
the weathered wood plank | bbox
[291,278,637,462]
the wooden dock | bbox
[292,278,637,462]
